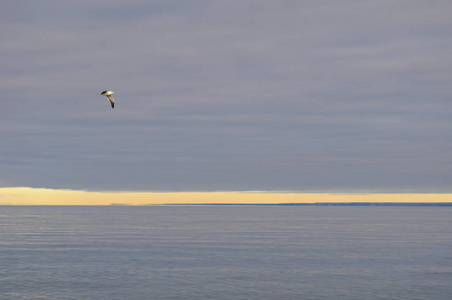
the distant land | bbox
[1,188,451,205]
[164,202,452,207]
[1,202,451,207]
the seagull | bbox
[99,90,115,108]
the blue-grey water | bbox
[1,206,451,300]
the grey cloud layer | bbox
[1,1,451,192]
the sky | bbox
[1,1,452,200]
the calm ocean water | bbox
[0,206,451,300]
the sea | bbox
[1,205,451,300]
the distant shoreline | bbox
[1,202,451,207]
[163,202,452,207]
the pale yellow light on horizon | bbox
[0,187,451,205]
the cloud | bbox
[1,1,451,192]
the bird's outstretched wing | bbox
[106,95,115,108]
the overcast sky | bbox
[1,0,451,193]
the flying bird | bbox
[99,90,115,108]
